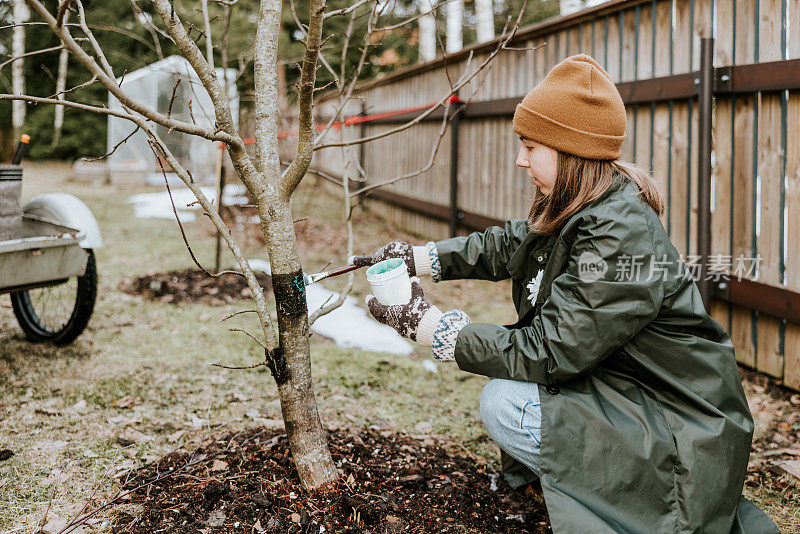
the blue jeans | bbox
[480,378,543,486]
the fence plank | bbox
[784,0,800,390]
[735,0,757,64]
[753,0,785,378]
[652,102,671,229]
[730,96,757,367]
[623,106,636,161]
[669,102,689,254]
[785,92,800,388]
[594,16,607,68]
[637,2,653,80]
[635,104,653,171]
[568,25,580,56]
[653,0,672,76]
[754,95,785,377]
[606,14,621,80]
[692,0,713,70]
[715,0,735,66]
[710,97,733,336]
[553,29,564,64]
[674,0,692,73]
[620,8,637,82]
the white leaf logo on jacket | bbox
[526,270,544,304]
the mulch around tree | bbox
[118,269,272,305]
[112,427,551,533]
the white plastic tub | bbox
[366,258,412,305]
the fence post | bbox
[697,37,714,308]
[449,94,461,237]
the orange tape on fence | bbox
[219,95,461,149]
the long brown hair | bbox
[527,152,665,235]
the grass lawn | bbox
[1,162,798,532]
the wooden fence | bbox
[305,0,800,390]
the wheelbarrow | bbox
[1,161,102,344]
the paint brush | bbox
[303,264,361,286]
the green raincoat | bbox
[434,176,778,533]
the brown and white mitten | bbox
[350,241,441,279]
[366,278,470,362]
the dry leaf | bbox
[207,508,226,527]
[168,430,186,443]
[119,426,151,444]
[290,512,301,523]
[211,459,228,472]
[253,519,265,533]
[775,459,800,481]
[111,395,138,409]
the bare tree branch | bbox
[0,44,64,71]
[0,93,136,119]
[351,99,460,195]
[227,327,268,350]
[314,13,527,151]
[219,309,258,322]
[200,0,215,69]
[55,0,71,28]
[280,0,327,197]
[82,125,139,161]
[150,0,262,197]
[323,0,373,19]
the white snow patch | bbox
[244,258,271,275]
[247,260,413,355]
[306,284,413,355]
[422,359,439,373]
[128,184,249,222]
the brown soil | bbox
[118,269,272,305]
[113,427,550,533]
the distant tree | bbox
[446,0,463,53]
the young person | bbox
[352,55,778,533]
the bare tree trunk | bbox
[418,0,436,62]
[446,0,462,54]
[254,0,338,491]
[475,0,494,43]
[53,39,69,146]
[12,0,28,141]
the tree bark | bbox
[475,0,494,43]
[446,0,463,54]
[418,0,436,62]
[12,0,28,141]
[254,0,338,491]
[53,36,69,146]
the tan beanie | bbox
[512,54,626,160]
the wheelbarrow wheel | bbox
[10,249,97,345]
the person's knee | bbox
[480,379,514,439]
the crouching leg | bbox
[479,378,543,489]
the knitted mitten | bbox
[350,241,441,278]
[366,279,437,341]
[351,241,417,275]
[366,278,471,362]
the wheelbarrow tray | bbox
[0,214,89,294]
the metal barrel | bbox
[0,164,23,241]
